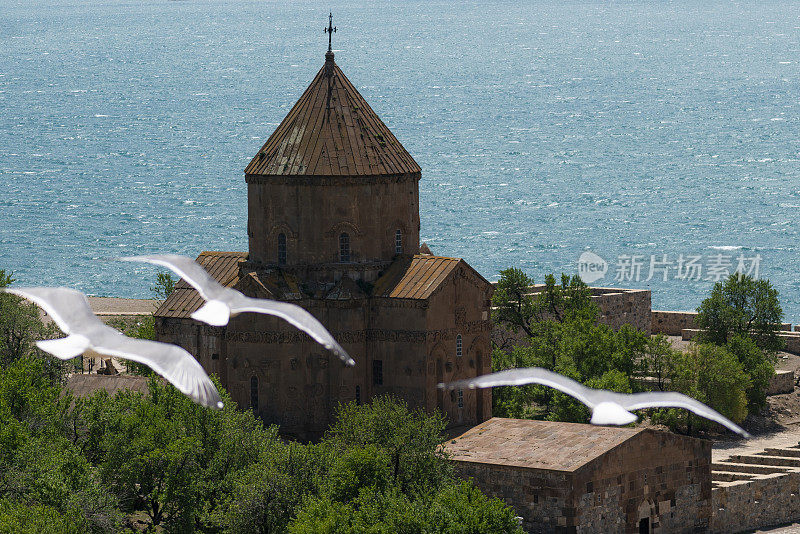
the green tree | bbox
[696,273,781,411]
[0,270,61,379]
[0,357,122,533]
[640,335,679,392]
[492,268,536,337]
[324,396,451,495]
[696,273,784,353]
[654,343,749,435]
[492,270,595,340]
[151,272,176,301]
[491,311,649,423]
[288,482,523,534]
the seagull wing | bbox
[3,287,101,334]
[440,367,597,409]
[121,255,223,301]
[622,391,750,437]
[91,325,223,409]
[228,293,355,366]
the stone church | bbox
[154,44,493,440]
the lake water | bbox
[2,0,800,322]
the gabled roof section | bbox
[444,418,645,472]
[372,255,488,300]
[154,251,247,319]
[245,54,421,177]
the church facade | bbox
[154,46,493,440]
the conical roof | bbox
[245,53,421,177]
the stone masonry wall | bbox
[573,430,711,534]
[653,311,792,337]
[452,462,571,533]
[651,311,699,336]
[712,472,800,533]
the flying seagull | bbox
[439,367,750,438]
[3,287,224,410]
[122,254,355,367]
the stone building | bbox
[154,46,493,440]
[445,418,712,533]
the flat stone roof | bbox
[444,417,644,472]
[66,374,155,398]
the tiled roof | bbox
[154,251,247,319]
[245,54,421,177]
[444,418,644,472]
[372,255,461,300]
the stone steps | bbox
[727,454,800,468]
[712,461,793,474]
[759,448,800,458]
[712,471,756,482]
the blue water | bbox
[2,0,800,322]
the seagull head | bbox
[590,401,638,426]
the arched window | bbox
[395,229,403,254]
[339,233,350,263]
[456,334,462,358]
[250,376,259,412]
[277,233,287,265]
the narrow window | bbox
[395,229,403,254]
[277,233,287,265]
[250,375,259,412]
[211,353,219,360]
[456,334,462,358]
[339,232,350,262]
[355,385,361,405]
[458,389,464,408]
[373,359,383,386]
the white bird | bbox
[439,367,750,438]
[3,287,224,410]
[122,254,355,367]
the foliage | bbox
[0,296,523,534]
[639,335,679,392]
[490,276,650,423]
[696,273,784,353]
[725,334,775,411]
[491,268,536,337]
[288,482,522,534]
[652,342,749,434]
[696,274,781,411]
[0,270,62,380]
[0,499,88,534]
[0,357,123,533]
[75,377,275,532]
[323,396,452,495]
[492,269,594,339]
[150,272,176,301]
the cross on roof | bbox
[324,12,336,53]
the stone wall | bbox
[589,287,652,334]
[682,329,800,355]
[651,311,699,336]
[654,311,793,337]
[712,472,800,533]
[767,370,795,396]
[573,429,711,534]
[452,461,571,533]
